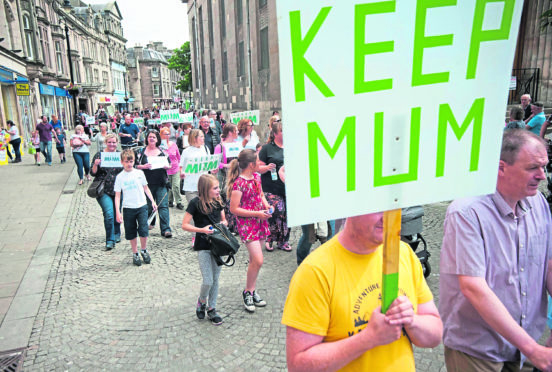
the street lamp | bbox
[62,20,79,128]
[123,71,129,112]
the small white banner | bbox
[181,154,222,175]
[100,152,121,168]
[229,110,260,126]
[148,156,170,170]
[223,142,243,159]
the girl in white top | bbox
[70,125,92,185]
[179,129,209,201]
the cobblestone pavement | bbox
[22,181,452,371]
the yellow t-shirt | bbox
[282,237,433,372]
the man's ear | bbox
[498,160,506,176]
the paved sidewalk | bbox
[0,155,77,351]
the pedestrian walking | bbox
[181,174,226,325]
[115,149,157,266]
[90,133,123,250]
[31,125,41,165]
[7,120,22,163]
[227,149,271,313]
[160,127,184,210]
[54,128,67,163]
[135,131,173,238]
[70,125,92,185]
[36,115,57,166]
[92,123,109,152]
[258,118,290,252]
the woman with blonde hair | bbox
[90,133,123,250]
[70,124,92,185]
[182,174,227,325]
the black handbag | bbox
[206,214,240,266]
[87,177,105,199]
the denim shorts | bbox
[123,205,149,240]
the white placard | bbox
[85,116,95,125]
[181,154,222,174]
[229,110,260,125]
[148,156,170,170]
[160,109,179,123]
[276,1,524,226]
[179,113,194,123]
[222,142,243,159]
[100,152,121,168]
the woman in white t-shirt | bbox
[7,120,21,163]
[70,125,92,185]
[179,129,209,202]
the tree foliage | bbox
[541,2,552,30]
[168,41,192,92]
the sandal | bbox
[265,242,274,252]
[78,179,83,185]
[278,243,292,252]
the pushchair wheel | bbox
[422,261,431,278]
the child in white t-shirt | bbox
[115,149,157,266]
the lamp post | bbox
[123,71,129,112]
[63,21,79,128]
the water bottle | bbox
[209,226,214,230]
[270,167,277,181]
[268,207,274,214]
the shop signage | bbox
[276,0,524,226]
[16,83,29,96]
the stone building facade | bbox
[127,42,182,109]
[514,1,552,106]
[0,0,131,142]
[183,0,281,130]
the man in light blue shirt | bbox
[526,102,546,136]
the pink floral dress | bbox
[233,173,270,243]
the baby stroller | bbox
[401,206,431,278]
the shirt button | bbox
[522,292,526,296]
[520,244,524,248]
[522,315,526,319]
[520,268,525,272]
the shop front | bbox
[0,64,29,141]
[54,87,72,129]
[39,83,56,120]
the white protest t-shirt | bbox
[180,145,208,192]
[114,169,148,208]
[70,134,90,153]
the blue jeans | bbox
[296,220,336,265]
[97,193,121,244]
[147,184,171,234]
[73,152,90,180]
[39,141,52,163]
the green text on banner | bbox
[229,110,260,126]
[181,154,222,175]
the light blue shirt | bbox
[527,112,546,135]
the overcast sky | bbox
[86,0,190,50]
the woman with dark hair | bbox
[237,118,259,150]
[258,117,290,251]
[135,130,173,238]
[6,120,21,163]
[216,111,226,127]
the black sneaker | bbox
[176,203,185,210]
[207,308,223,325]
[140,250,151,264]
[252,290,267,307]
[133,253,142,266]
[196,300,206,320]
[243,291,255,312]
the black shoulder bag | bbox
[206,213,240,266]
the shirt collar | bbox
[491,191,531,218]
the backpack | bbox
[206,213,240,266]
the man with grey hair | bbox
[521,94,532,121]
[440,129,552,371]
[119,114,140,148]
[199,115,221,154]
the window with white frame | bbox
[39,27,51,67]
[23,15,34,59]
[152,66,159,78]
[153,84,160,96]
[85,66,92,83]
[94,69,99,83]
[55,41,63,74]
[102,71,108,88]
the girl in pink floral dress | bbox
[228,149,272,313]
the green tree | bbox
[168,41,192,92]
[541,2,552,30]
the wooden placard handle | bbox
[382,209,401,313]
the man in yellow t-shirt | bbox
[282,212,442,371]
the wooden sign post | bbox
[382,209,401,313]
